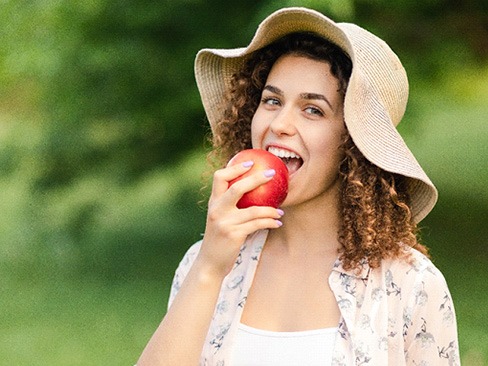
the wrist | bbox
[191,255,230,285]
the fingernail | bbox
[277,209,285,216]
[275,220,283,227]
[242,161,254,168]
[264,169,276,178]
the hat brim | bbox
[195,7,437,223]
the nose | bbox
[270,107,296,136]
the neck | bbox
[267,192,342,256]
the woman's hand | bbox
[137,161,284,366]
[197,160,284,278]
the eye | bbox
[304,106,324,117]
[262,97,281,106]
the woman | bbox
[138,7,460,366]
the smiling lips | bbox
[267,146,303,175]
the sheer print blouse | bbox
[169,230,460,365]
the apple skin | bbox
[228,149,289,209]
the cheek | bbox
[250,115,266,148]
[329,138,346,164]
[310,130,345,164]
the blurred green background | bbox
[1,0,487,364]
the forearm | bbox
[137,258,225,366]
[137,163,284,365]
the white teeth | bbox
[267,146,301,160]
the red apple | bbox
[228,149,288,208]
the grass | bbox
[0,276,170,365]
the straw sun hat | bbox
[194,7,437,223]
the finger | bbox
[207,215,283,248]
[205,205,283,244]
[221,207,284,241]
[237,206,284,222]
[206,201,282,232]
[236,217,284,235]
[221,169,276,206]
[211,161,255,197]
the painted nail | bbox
[275,220,283,227]
[242,160,254,168]
[277,209,285,216]
[264,169,276,178]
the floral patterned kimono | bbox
[169,230,460,365]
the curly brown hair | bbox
[206,32,428,270]
[338,135,428,270]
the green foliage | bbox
[253,0,355,22]
[0,148,207,281]
[0,0,487,364]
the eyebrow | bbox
[300,93,334,111]
[263,85,283,96]
[263,85,334,111]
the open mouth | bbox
[267,146,303,175]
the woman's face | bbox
[251,54,346,208]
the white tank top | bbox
[230,323,337,366]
